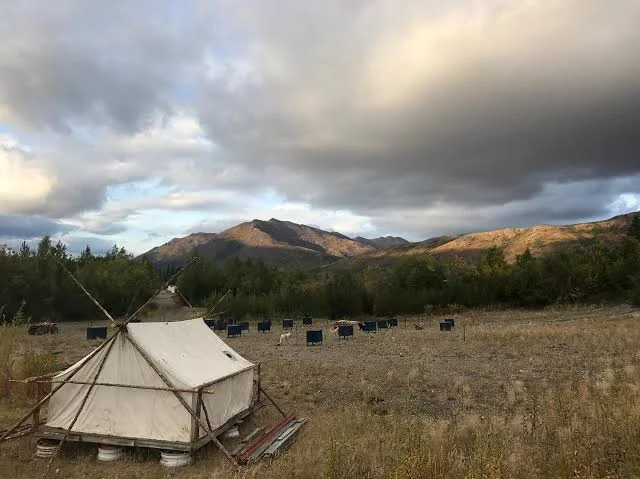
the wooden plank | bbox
[198,365,256,390]
[36,427,193,451]
[245,418,298,463]
[29,379,214,394]
[237,414,296,463]
[263,419,306,458]
[241,427,265,445]
[31,383,44,432]
[191,391,203,443]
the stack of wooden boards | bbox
[236,414,306,463]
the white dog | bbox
[278,332,291,345]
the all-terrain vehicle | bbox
[27,322,59,335]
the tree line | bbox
[177,218,640,318]
[2,217,640,322]
[0,237,159,322]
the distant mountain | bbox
[353,236,410,249]
[141,212,640,270]
[426,213,636,262]
[141,218,375,268]
[332,212,639,269]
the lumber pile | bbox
[237,414,306,463]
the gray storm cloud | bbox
[0,2,215,133]
[0,0,639,240]
[0,214,73,239]
[198,0,640,213]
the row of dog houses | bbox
[219,317,401,338]
[86,317,456,341]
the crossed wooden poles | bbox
[0,256,286,477]
[2,257,204,477]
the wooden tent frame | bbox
[0,257,288,477]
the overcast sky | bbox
[1,0,639,255]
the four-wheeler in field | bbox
[27,322,59,335]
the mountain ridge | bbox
[353,236,411,249]
[142,218,376,268]
[140,212,639,269]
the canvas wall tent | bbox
[38,318,259,451]
[2,259,296,475]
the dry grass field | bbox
[2,303,640,478]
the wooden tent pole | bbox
[0,334,118,442]
[124,285,142,318]
[42,331,120,478]
[17,379,216,395]
[2,257,200,471]
[201,400,213,431]
[257,363,261,402]
[3,257,200,441]
[175,288,193,309]
[125,257,199,324]
[57,261,117,326]
[2,257,200,462]
[124,330,240,468]
[258,385,287,418]
[204,289,232,318]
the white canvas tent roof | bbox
[43,318,256,447]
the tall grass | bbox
[0,303,28,398]
[0,303,58,400]
[300,369,640,478]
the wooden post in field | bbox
[463,324,466,342]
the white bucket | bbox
[97,445,124,462]
[160,451,192,468]
[35,439,60,458]
[223,425,240,439]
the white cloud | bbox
[0,135,53,214]
[111,111,214,155]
